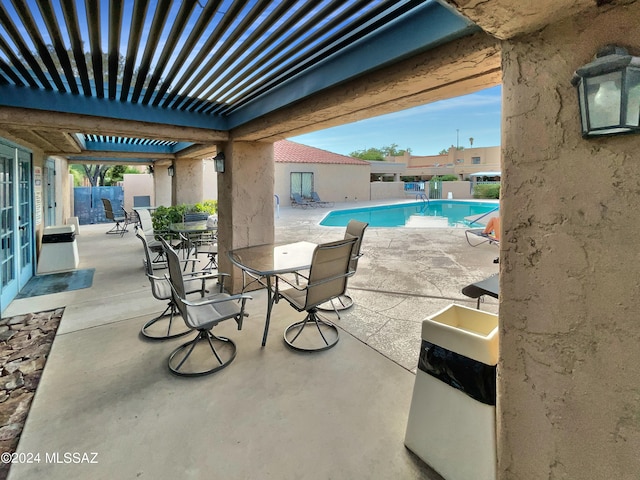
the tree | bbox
[350,143,411,161]
[438,145,465,155]
[80,165,109,186]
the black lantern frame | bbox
[167,165,175,177]
[572,46,640,137]
[214,152,225,173]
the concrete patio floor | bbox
[4,200,499,480]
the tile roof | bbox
[275,140,369,166]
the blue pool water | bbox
[319,201,498,228]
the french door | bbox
[0,142,34,311]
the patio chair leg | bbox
[284,310,339,352]
[141,301,191,340]
[168,330,237,377]
[317,292,354,314]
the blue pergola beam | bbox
[0,84,229,131]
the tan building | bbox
[274,140,371,207]
[389,145,502,180]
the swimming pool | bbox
[319,201,498,228]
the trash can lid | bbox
[44,224,75,235]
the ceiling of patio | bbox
[0,0,593,163]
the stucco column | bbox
[499,4,640,479]
[217,141,274,293]
[174,157,208,205]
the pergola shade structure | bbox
[0,0,483,161]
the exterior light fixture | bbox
[214,152,225,173]
[167,165,175,177]
[572,45,640,137]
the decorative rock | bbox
[0,423,22,441]
[22,372,42,391]
[7,316,25,326]
[0,326,8,334]
[1,372,24,391]
[0,330,16,342]
[0,391,7,403]
[18,357,46,375]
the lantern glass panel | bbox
[586,71,622,129]
[625,68,640,127]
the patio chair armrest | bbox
[181,292,252,308]
[275,272,309,291]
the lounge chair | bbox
[310,191,334,207]
[465,229,499,247]
[291,193,314,209]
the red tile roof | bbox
[275,140,369,166]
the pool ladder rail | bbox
[416,193,429,203]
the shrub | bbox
[473,184,500,199]
[151,200,218,235]
[439,175,459,182]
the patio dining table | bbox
[228,241,317,346]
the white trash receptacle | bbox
[405,304,498,480]
[37,225,79,274]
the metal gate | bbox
[428,179,443,199]
[73,186,124,225]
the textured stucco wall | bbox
[218,141,275,293]
[174,158,205,205]
[275,163,370,206]
[499,3,640,479]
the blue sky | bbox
[289,85,502,157]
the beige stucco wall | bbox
[154,163,172,207]
[122,173,154,211]
[370,181,405,200]
[441,181,473,199]
[275,163,370,206]
[499,3,640,478]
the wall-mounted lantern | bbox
[572,45,640,137]
[167,165,175,177]
[214,152,225,173]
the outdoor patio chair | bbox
[101,198,127,235]
[162,237,251,376]
[136,232,210,340]
[276,237,357,352]
[291,193,315,209]
[310,191,334,207]
[135,208,170,266]
[318,219,368,317]
[180,212,217,270]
